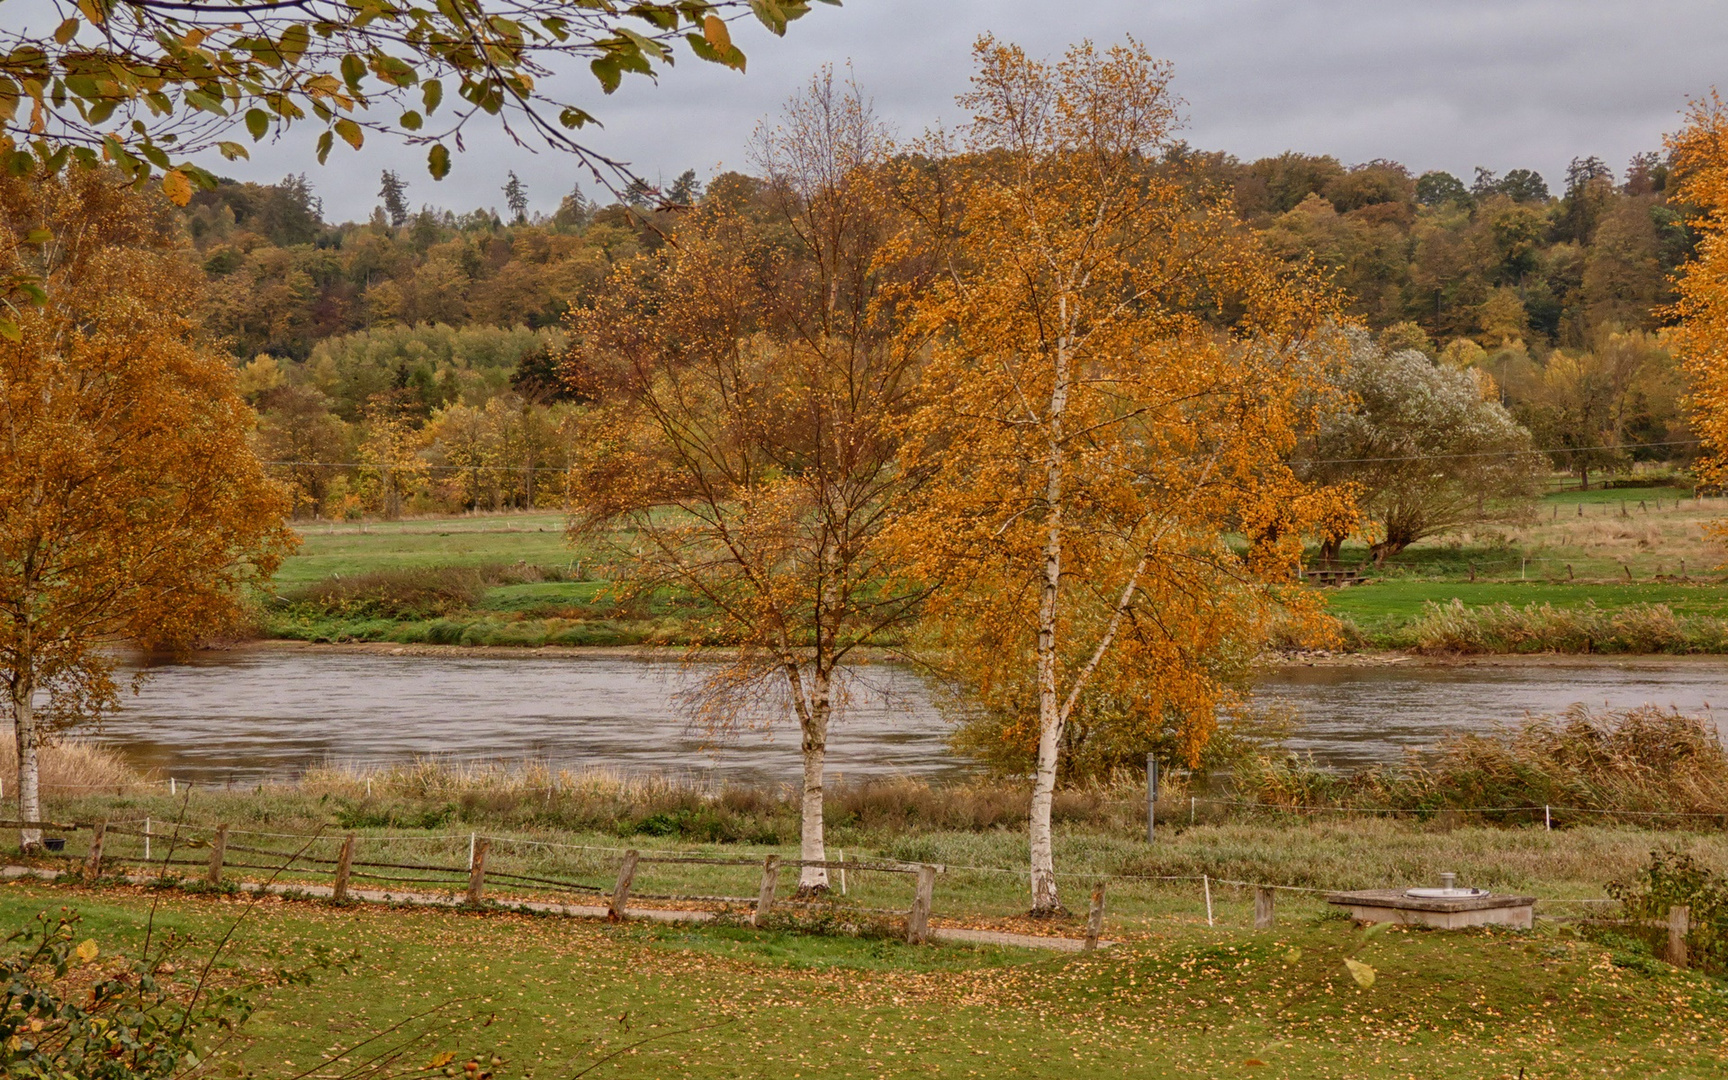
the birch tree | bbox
[0,170,294,849]
[567,73,929,893]
[895,39,1348,914]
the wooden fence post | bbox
[84,821,106,881]
[1667,904,1690,969]
[332,833,357,903]
[465,837,490,906]
[906,864,936,945]
[1255,887,1276,931]
[206,825,227,885]
[609,849,639,922]
[753,855,779,927]
[1083,883,1107,952]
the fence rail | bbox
[0,814,1702,966]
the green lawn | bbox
[1537,482,1695,505]
[263,489,1728,652]
[5,880,1724,1079]
[1325,580,1728,624]
[276,513,578,586]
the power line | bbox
[263,437,1709,474]
[1289,438,1703,467]
[264,459,575,474]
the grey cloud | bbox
[208,0,1728,219]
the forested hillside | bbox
[195,150,1698,519]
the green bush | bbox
[1608,849,1728,977]
[1,911,257,1079]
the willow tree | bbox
[1673,91,1728,505]
[567,73,929,893]
[0,170,295,849]
[894,39,1349,914]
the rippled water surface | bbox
[1258,658,1728,770]
[103,650,947,784]
[89,649,1728,783]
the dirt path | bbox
[1,864,1106,952]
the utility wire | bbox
[260,437,1710,473]
[1289,437,1704,467]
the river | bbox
[82,647,1728,784]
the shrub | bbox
[284,566,488,618]
[1608,849,1728,977]
[1,910,256,1079]
[280,562,574,620]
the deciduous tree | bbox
[0,171,294,848]
[894,39,1349,914]
[1671,92,1728,502]
[568,73,928,892]
[1299,333,1541,562]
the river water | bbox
[83,648,1728,784]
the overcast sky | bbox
[205,0,1728,222]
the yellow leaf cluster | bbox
[1671,91,1728,526]
[891,38,1351,774]
[0,168,296,758]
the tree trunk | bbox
[797,666,831,894]
[1030,317,1070,918]
[11,672,41,851]
[1369,537,1410,566]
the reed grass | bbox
[1394,598,1728,654]
[1231,705,1728,819]
[0,737,143,797]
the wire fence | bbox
[0,813,1629,949]
[1186,797,1728,828]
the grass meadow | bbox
[260,478,1728,651]
[4,861,1726,1079]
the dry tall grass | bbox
[291,760,1174,840]
[1233,705,1728,818]
[0,738,143,797]
[1406,598,1728,653]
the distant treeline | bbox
[198,148,1695,519]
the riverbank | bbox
[260,480,1728,654]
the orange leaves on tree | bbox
[889,37,1352,913]
[0,169,296,848]
[1671,91,1728,533]
[566,71,924,894]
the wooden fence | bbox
[7,817,949,945]
[3,817,1701,966]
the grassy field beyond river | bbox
[261,479,1728,652]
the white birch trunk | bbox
[12,672,41,851]
[798,666,831,893]
[782,659,830,894]
[1029,307,1071,916]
